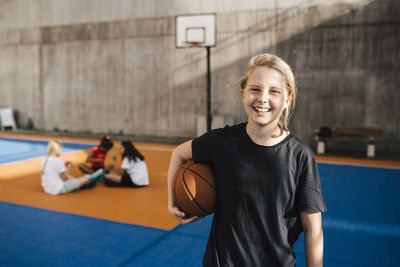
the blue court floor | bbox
[1,162,400,266]
[0,137,94,165]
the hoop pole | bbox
[206,46,212,131]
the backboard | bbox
[176,14,216,48]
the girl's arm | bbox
[59,171,69,181]
[167,140,200,224]
[58,161,73,181]
[115,167,126,175]
[108,152,123,174]
[300,212,324,267]
[111,152,118,166]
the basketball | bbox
[172,160,216,217]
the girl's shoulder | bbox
[218,122,246,139]
[196,123,243,141]
[286,134,316,159]
[46,156,63,165]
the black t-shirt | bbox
[192,123,327,267]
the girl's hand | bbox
[168,206,203,224]
[167,140,198,224]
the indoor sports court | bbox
[1,0,399,266]
[0,133,399,266]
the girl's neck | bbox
[246,121,288,146]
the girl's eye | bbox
[270,88,281,94]
[249,87,260,92]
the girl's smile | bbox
[253,106,271,113]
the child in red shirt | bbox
[79,135,114,174]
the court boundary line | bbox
[0,135,97,146]
[0,137,94,166]
[0,200,170,231]
[317,159,400,170]
[0,150,89,166]
[1,133,399,168]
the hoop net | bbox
[185,41,200,48]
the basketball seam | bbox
[181,172,212,214]
[174,160,215,216]
[173,167,183,210]
[180,166,217,191]
[173,161,195,212]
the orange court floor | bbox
[0,132,179,230]
[1,132,399,231]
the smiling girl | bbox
[167,53,326,267]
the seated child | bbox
[41,140,104,195]
[79,135,114,174]
[104,140,149,188]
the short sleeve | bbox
[295,150,327,213]
[56,158,66,173]
[121,157,130,169]
[192,128,223,164]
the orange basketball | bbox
[172,160,216,217]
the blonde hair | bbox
[239,53,297,135]
[46,140,62,157]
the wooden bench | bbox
[314,126,383,158]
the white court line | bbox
[0,150,90,166]
[0,137,94,166]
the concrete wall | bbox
[278,0,400,155]
[0,0,368,29]
[0,0,399,156]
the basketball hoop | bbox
[185,41,200,48]
[175,14,216,48]
[176,14,216,131]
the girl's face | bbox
[241,66,290,129]
[119,145,125,155]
